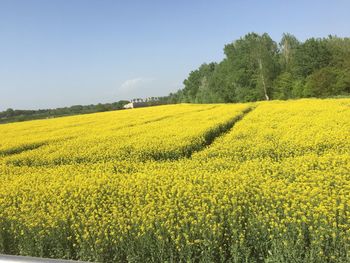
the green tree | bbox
[273,72,294,99]
[279,33,300,71]
[209,59,237,102]
[293,38,332,78]
[224,32,280,101]
[304,67,350,97]
[182,63,216,102]
[5,108,15,117]
[325,36,350,70]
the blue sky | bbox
[1,0,349,110]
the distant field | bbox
[0,99,349,262]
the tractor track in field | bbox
[180,106,256,159]
[147,105,256,161]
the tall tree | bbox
[292,38,332,78]
[224,33,279,101]
[208,59,237,102]
[279,33,300,71]
[182,63,216,102]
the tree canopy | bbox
[171,33,350,103]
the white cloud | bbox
[119,77,155,92]
[117,77,157,99]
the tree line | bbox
[167,33,350,103]
[0,100,129,124]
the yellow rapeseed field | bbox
[0,99,349,262]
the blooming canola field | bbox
[0,99,349,262]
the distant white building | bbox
[123,102,148,109]
[123,102,134,109]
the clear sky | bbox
[1,0,349,110]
